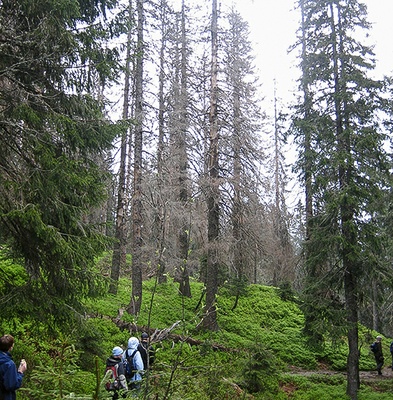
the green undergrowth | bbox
[81,277,392,398]
[280,373,393,400]
[2,274,393,399]
[86,277,380,370]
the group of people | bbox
[3,330,392,399]
[105,332,155,398]
[371,335,393,376]
[0,332,154,400]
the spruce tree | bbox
[220,7,265,301]
[293,1,392,397]
[0,0,119,324]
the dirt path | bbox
[287,365,393,381]
[281,366,392,398]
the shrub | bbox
[241,340,280,394]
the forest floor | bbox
[282,364,393,397]
[287,363,393,381]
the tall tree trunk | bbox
[330,3,359,397]
[155,0,167,284]
[203,0,219,331]
[344,245,360,399]
[128,0,144,316]
[299,0,323,344]
[109,0,133,294]
[272,82,280,287]
[177,0,191,298]
[231,36,243,310]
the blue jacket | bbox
[0,351,24,400]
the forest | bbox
[1,0,393,399]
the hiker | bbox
[371,336,384,375]
[105,346,128,399]
[138,332,155,370]
[0,334,27,400]
[123,337,144,393]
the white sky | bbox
[229,0,393,104]
[225,0,393,208]
[168,0,393,126]
[168,1,393,104]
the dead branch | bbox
[87,311,235,352]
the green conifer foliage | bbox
[0,0,120,325]
[293,1,393,398]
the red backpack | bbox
[104,364,121,391]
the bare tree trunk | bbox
[109,0,133,294]
[128,0,144,316]
[231,49,243,310]
[155,0,167,284]
[272,83,280,287]
[203,0,219,331]
[177,0,191,298]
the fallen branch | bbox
[87,311,235,352]
[88,309,234,352]
[111,314,233,352]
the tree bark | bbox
[155,0,167,284]
[177,0,191,298]
[203,0,219,331]
[128,0,144,316]
[109,0,133,294]
[372,281,379,331]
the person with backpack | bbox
[0,334,27,400]
[122,337,144,394]
[370,336,384,375]
[138,332,155,370]
[104,346,128,399]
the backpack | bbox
[104,364,121,391]
[390,342,393,354]
[370,342,377,353]
[124,349,138,380]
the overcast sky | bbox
[227,0,393,204]
[168,1,393,108]
[229,0,393,104]
[167,1,393,203]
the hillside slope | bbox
[4,276,392,399]
[85,278,392,399]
